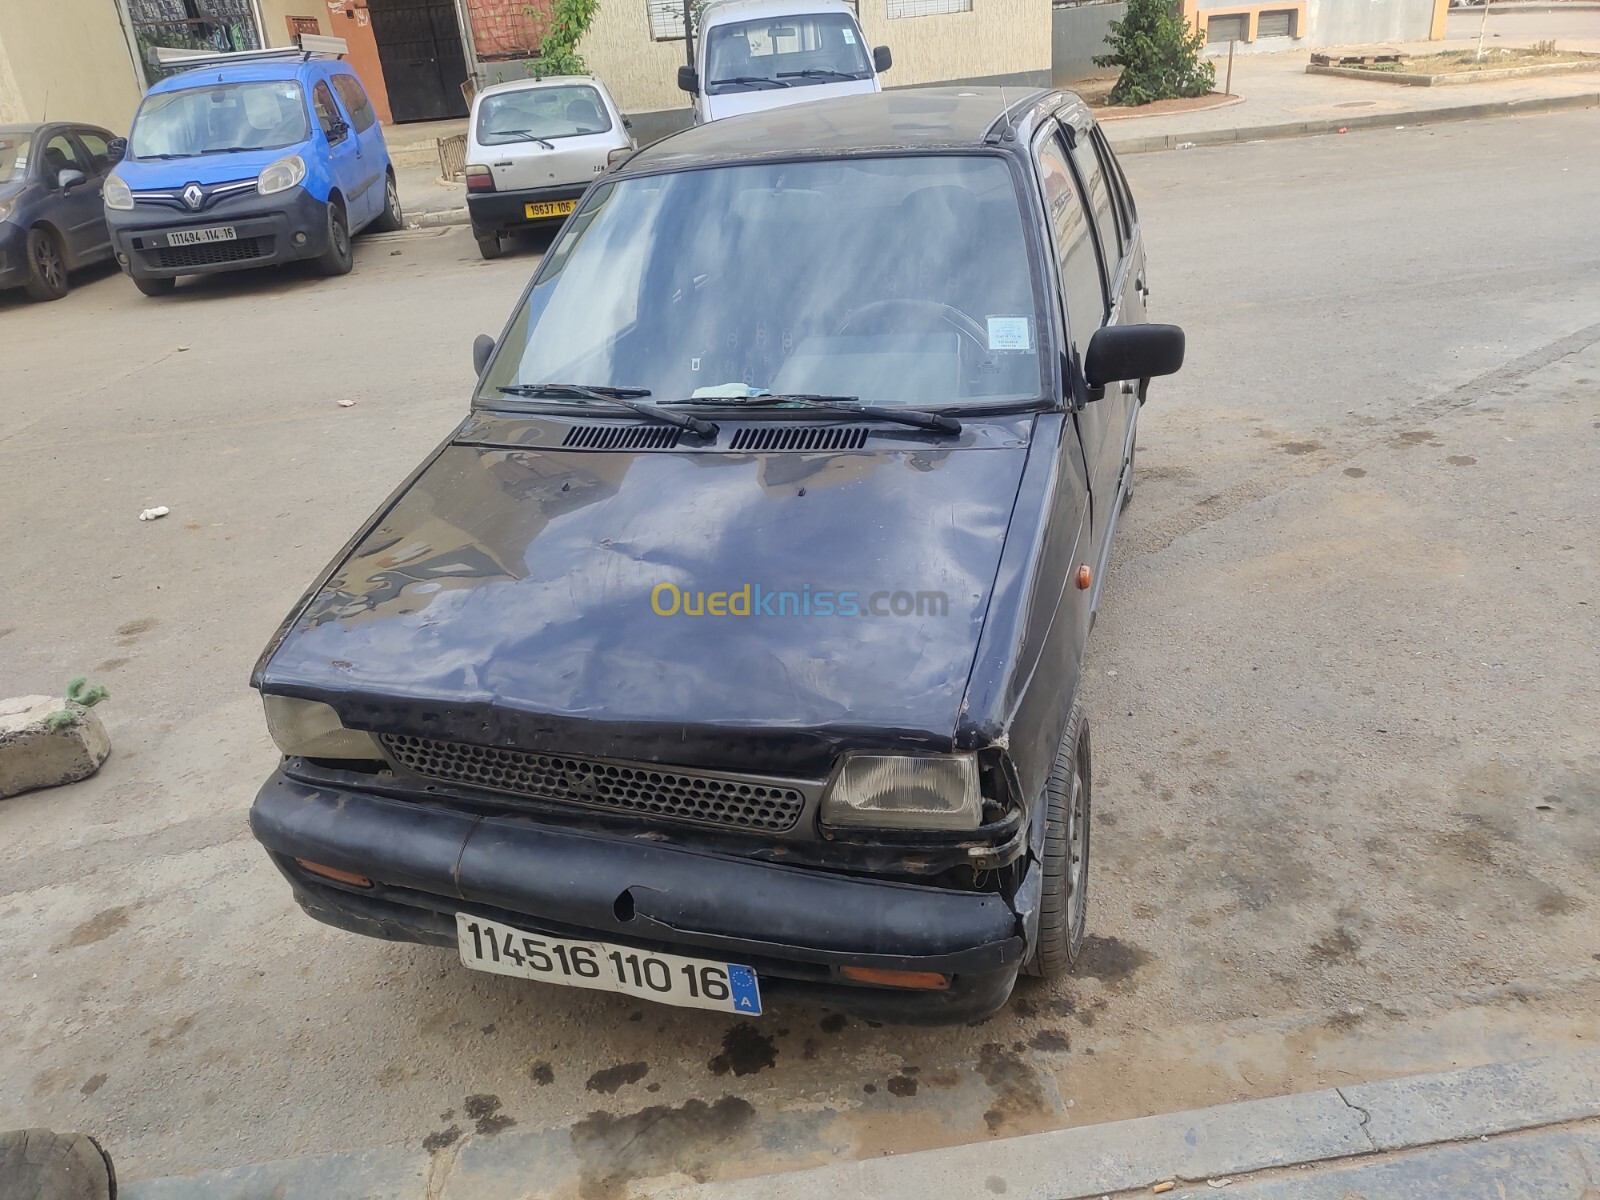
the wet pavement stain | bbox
[1029,1029,1070,1052]
[1074,935,1152,987]
[708,1023,777,1077]
[587,1062,649,1094]
[1310,927,1361,964]
[886,1074,918,1097]
[571,1096,756,1200]
[115,617,157,639]
[1447,455,1478,466]
[977,1042,1048,1135]
[529,1061,554,1085]
[422,1125,461,1152]
[986,1177,1008,1194]
[57,906,131,950]
[1279,440,1321,455]
[80,1074,108,1096]
[819,1013,847,1034]
[463,1093,515,1134]
[1343,466,1367,478]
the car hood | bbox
[703,77,878,122]
[114,145,306,188]
[256,412,1033,777]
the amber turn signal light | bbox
[1075,564,1092,590]
[840,966,950,990]
[295,859,373,888]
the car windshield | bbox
[477,84,613,144]
[705,14,872,91]
[480,154,1045,409]
[129,80,309,159]
[0,132,32,183]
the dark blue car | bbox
[104,48,401,296]
[0,123,118,301]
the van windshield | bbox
[480,154,1045,409]
[130,81,309,159]
[705,13,872,92]
[477,85,613,144]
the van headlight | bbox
[262,695,381,760]
[257,154,307,196]
[103,175,133,211]
[820,753,981,831]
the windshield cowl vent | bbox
[729,426,871,453]
[562,424,682,451]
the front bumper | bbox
[467,183,589,236]
[0,221,29,289]
[106,187,329,279]
[251,770,1028,1024]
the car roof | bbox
[700,0,859,24]
[475,74,611,102]
[621,86,1065,176]
[149,59,334,94]
[2,122,110,136]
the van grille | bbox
[562,424,681,451]
[379,734,806,832]
[730,426,870,452]
[153,236,272,269]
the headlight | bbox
[820,753,981,831]
[262,695,381,760]
[102,175,133,210]
[257,154,307,196]
[0,196,16,222]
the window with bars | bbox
[649,0,688,41]
[886,0,972,18]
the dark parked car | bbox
[248,88,1183,1025]
[0,123,119,300]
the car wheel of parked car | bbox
[371,171,404,234]
[132,274,176,297]
[475,231,504,260]
[1023,697,1091,980]
[316,200,354,277]
[24,228,70,301]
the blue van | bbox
[104,43,400,296]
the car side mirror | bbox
[57,168,87,191]
[1083,323,1185,391]
[677,66,699,94]
[873,45,892,73]
[108,137,128,164]
[330,119,350,141]
[473,333,496,376]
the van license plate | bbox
[456,914,762,1015]
[525,200,576,219]
[168,226,236,245]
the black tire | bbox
[475,230,504,260]
[1023,696,1091,980]
[371,171,403,233]
[132,274,175,297]
[316,200,353,276]
[24,227,70,301]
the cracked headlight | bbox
[820,753,981,831]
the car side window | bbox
[1067,126,1121,274]
[312,80,347,143]
[332,76,376,134]
[1035,130,1108,363]
[74,130,112,174]
[1091,127,1135,246]
[40,133,86,187]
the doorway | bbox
[366,0,471,122]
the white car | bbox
[464,75,633,260]
[678,0,891,124]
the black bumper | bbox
[251,770,1027,1024]
[467,184,589,235]
[0,221,29,290]
[107,187,329,279]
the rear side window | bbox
[1066,127,1121,271]
[312,81,346,142]
[1035,131,1107,354]
[332,75,376,133]
[1091,127,1135,246]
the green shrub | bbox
[1093,0,1216,106]
[525,0,600,78]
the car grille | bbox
[153,236,272,269]
[379,734,807,832]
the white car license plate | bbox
[168,226,236,246]
[456,914,762,1015]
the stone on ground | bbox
[0,696,111,800]
[0,1129,116,1200]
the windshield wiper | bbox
[668,393,960,434]
[199,145,263,154]
[709,75,790,89]
[491,130,556,149]
[777,68,860,81]
[497,383,718,438]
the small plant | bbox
[1094,0,1216,106]
[44,677,109,731]
[525,0,600,78]
[1532,38,1557,55]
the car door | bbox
[37,129,103,266]
[68,127,115,261]
[331,73,386,226]
[311,77,367,224]
[1031,122,1120,559]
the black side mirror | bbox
[1083,323,1184,391]
[677,65,699,93]
[873,45,892,73]
[108,137,127,164]
[330,119,350,141]
[473,333,496,376]
[57,168,87,191]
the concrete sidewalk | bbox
[118,1049,1600,1199]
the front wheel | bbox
[1022,696,1091,979]
[315,200,353,276]
[371,171,403,233]
[24,227,70,301]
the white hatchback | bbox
[464,75,633,259]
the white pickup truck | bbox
[677,0,892,123]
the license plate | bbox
[456,914,762,1015]
[525,200,576,219]
[167,226,236,246]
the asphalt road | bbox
[2,111,1598,1195]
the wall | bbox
[1052,1,1124,86]
[1305,0,1436,46]
[578,0,692,114]
[0,0,144,132]
[255,0,394,123]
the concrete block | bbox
[0,695,111,800]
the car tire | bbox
[316,200,354,276]
[132,274,176,297]
[371,171,404,233]
[1022,695,1091,980]
[475,231,504,260]
[23,227,70,301]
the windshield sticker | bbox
[842,27,857,43]
[987,316,1033,352]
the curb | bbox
[1105,88,1600,152]
[409,206,469,229]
